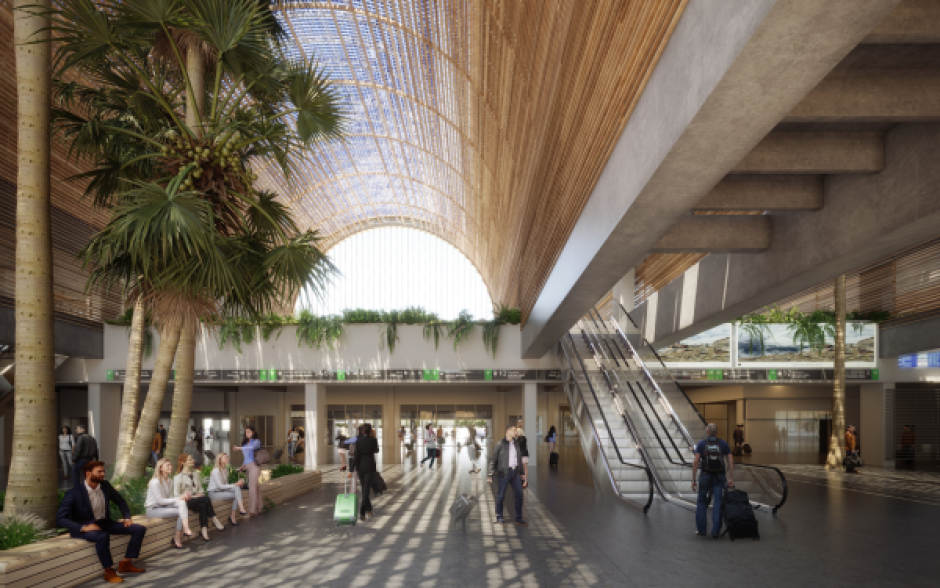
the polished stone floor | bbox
[83,444,940,587]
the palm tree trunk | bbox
[112,296,146,479]
[165,326,196,461]
[123,322,182,478]
[185,47,203,138]
[826,274,847,469]
[6,0,57,523]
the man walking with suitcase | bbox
[487,425,527,526]
[691,423,734,538]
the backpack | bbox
[702,436,724,474]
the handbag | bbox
[255,448,272,465]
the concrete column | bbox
[88,384,122,465]
[860,382,892,468]
[385,387,396,463]
[497,390,507,437]
[612,268,635,331]
[303,383,327,471]
[524,383,537,468]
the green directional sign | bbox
[259,370,269,381]
[484,370,493,381]
[871,369,879,380]
[768,369,778,381]
[337,370,346,381]
[106,370,114,381]
[423,369,439,381]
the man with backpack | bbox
[691,423,734,538]
[71,425,99,489]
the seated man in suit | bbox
[56,461,147,584]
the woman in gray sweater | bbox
[207,452,247,526]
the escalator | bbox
[559,304,788,514]
[557,335,654,512]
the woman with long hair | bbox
[58,426,74,478]
[174,453,226,540]
[207,452,247,526]
[145,458,192,549]
[546,425,558,454]
[419,424,438,470]
[233,425,263,514]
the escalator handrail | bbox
[616,302,708,427]
[584,310,692,465]
[559,337,655,512]
[565,333,696,510]
[615,303,790,513]
[579,319,691,468]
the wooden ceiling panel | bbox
[270,0,688,319]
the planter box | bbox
[0,470,321,588]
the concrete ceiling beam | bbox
[863,0,940,43]
[785,69,940,123]
[520,0,901,359]
[651,216,772,254]
[731,131,884,174]
[632,122,940,350]
[694,176,824,211]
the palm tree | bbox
[46,0,344,477]
[6,0,58,524]
[111,296,147,479]
[826,275,847,469]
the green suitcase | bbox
[334,477,358,526]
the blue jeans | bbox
[151,451,160,467]
[696,472,726,535]
[420,447,437,467]
[496,467,525,522]
[288,441,297,458]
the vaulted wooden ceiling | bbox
[266,0,688,321]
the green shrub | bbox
[109,473,150,520]
[269,464,304,479]
[0,513,54,551]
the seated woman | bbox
[145,458,192,549]
[207,452,247,526]
[174,453,226,541]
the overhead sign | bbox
[105,368,560,383]
[650,369,879,383]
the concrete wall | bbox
[57,324,556,384]
[0,306,104,359]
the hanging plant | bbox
[423,320,446,350]
[218,318,244,353]
[380,310,400,353]
[260,313,286,342]
[482,303,522,358]
[296,310,342,350]
[448,310,475,352]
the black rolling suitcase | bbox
[371,471,388,495]
[549,451,559,467]
[721,489,759,540]
[449,488,486,523]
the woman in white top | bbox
[174,453,225,541]
[207,452,247,526]
[58,426,74,478]
[419,424,438,469]
[286,426,300,462]
[145,458,192,549]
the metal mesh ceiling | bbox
[266,0,687,322]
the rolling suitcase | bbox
[449,487,487,523]
[371,471,388,494]
[721,489,759,540]
[549,451,559,467]
[334,477,358,526]
[742,444,752,455]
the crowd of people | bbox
[55,425,267,584]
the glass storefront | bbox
[399,404,492,447]
[328,404,384,448]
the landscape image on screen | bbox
[648,324,731,363]
[737,323,875,363]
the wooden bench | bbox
[0,471,321,588]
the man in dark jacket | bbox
[487,425,527,526]
[56,461,147,583]
[351,423,380,522]
[71,425,99,488]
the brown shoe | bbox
[103,568,124,583]
[118,560,146,573]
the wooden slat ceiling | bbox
[269,0,688,322]
[0,1,123,331]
